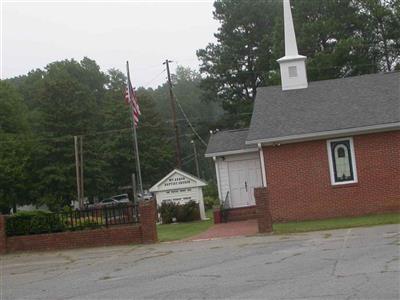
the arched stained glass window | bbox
[327,138,357,184]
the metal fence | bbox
[65,203,139,228]
[6,203,140,236]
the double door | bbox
[228,158,262,207]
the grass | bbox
[157,210,399,242]
[157,209,214,242]
[273,213,400,234]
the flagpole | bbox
[126,61,143,198]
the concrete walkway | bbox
[188,219,259,241]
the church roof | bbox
[205,129,258,157]
[247,72,400,145]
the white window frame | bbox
[326,137,358,185]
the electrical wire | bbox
[172,91,208,147]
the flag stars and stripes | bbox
[125,78,141,127]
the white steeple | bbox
[277,0,308,91]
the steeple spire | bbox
[277,0,308,91]
[283,0,299,56]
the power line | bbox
[173,91,208,147]
[141,68,166,87]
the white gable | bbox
[149,169,207,192]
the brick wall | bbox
[139,199,158,243]
[6,224,142,252]
[1,199,158,254]
[262,131,400,222]
[254,188,273,233]
[214,206,258,224]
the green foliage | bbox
[6,210,65,236]
[203,196,218,210]
[157,209,214,242]
[159,201,201,224]
[197,0,400,127]
[0,81,33,212]
[2,59,177,211]
[151,66,221,180]
[273,213,400,234]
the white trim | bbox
[326,137,358,186]
[213,157,223,202]
[246,122,400,146]
[149,169,206,192]
[258,143,267,187]
[205,148,258,158]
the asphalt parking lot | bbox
[2,224,399,300]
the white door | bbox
[228,158,262,207]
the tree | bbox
[197,0,280,127]
[197,0,400,127]
[0,81,32,213]
[151,66,222,180]
[353,0,400,71]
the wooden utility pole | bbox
[74,136,84,209]
[79,136,84,205]
[74,136,81,208]
[163,59,182,169]
[191,140,200,178]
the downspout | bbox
[258,143,267,187]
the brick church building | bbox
[206,0,399,222]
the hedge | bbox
[159,201,200,224]
[6,211,66,236]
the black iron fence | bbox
[6,204,140,236]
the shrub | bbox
[204,196,218,209]
[6,210,66,236]
[159,201,200,224]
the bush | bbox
[204,196,218,209]
[6,210,66,236]
[203,182,218,198]
[159,201,200,224]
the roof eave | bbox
[246,122,400,146]
[205,147,259,158]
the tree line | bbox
[1,0,399,213]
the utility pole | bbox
[191,140,200,178]
[79,136,84,206]
[163,59,182,169]
[74,136,81,208]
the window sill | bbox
[331,182,359,189]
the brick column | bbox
[0,215,7,254]
[254,187,273,233]
[213,206,222,224]
[139,199,158,243]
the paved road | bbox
[2,224,399,300]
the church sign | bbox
[149,169,207,220]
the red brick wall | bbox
[139,199,158,243]
[0,215,6,254]
[6,224,142,253]
[262,131,400,222]
[254,188,273,233]
[1,199,158,254]
[225,206,258,222]
[213,206,257,224]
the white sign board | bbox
[149,169,207,220]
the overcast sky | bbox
[1,0,219,88]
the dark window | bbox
[330,140,354,183]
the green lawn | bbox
[157,211,399,242]
[157,209,214,242]
[273,213,400,234]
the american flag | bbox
[125,77,141,127]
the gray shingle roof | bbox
[247,72,400,144]
[205,129,257,157]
